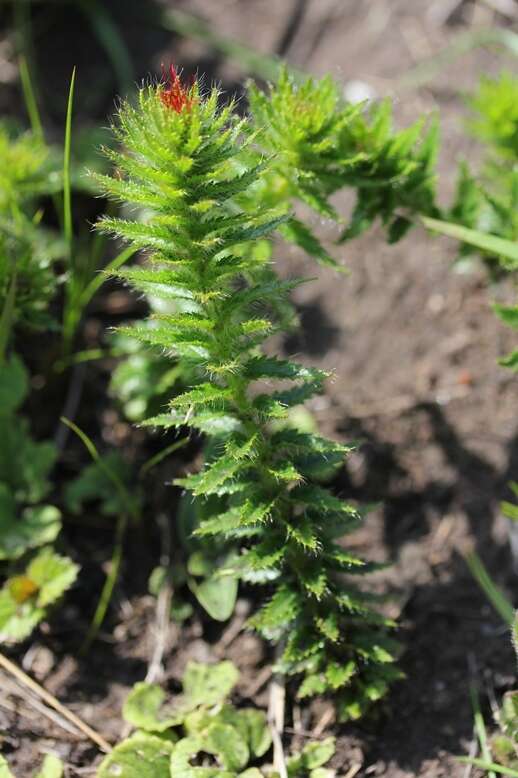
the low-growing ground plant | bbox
[96,68,402,719]
[0,356,78,642]
[0,662,337,778]
[458,596,518,777]
[99,660,336,778]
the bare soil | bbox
[1,1,517,776]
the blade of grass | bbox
[60,417,139,652]
[466,552,515,626]
[458,758,518,777]
[422,216,518,267]
[139,437,189,478]
[470,684,496,778]
[60,417,137,520]
[63,67,76,255]
[81,512,127,654]
[54,348,111,373]
[18,55,44,142]
[78,245,136,310]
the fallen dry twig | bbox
[145,513,174,684]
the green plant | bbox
[58,69,137,352]
[0,356,78,642]
[98,660,335,778]
[96,68,400,719]
[0,71,128,356]
[248,67,439,248]
[0,122,63,340]
[445,72,518,275]
[101,66,439,635]
[468,72,518,160]
[460,615,518,778]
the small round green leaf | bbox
[122,682,185,732]
[97,733,175,778]
[182,661,239,708]
[205,722,249,771]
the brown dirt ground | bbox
[1,1,518,776]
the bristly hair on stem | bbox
[95,67,401,721]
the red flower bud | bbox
[159,64,196,113]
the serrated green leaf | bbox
[0,584,44,642]
[195,498,274,538]
[0,547,78,643]
[281,218,344,271]
[28,548,79,608]
[250,586,300,632]
[172,384,233,409]
[286,516,319,550]
[176,437,257,497]
[325,660,356,690]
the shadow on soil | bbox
[333,404,518,774]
